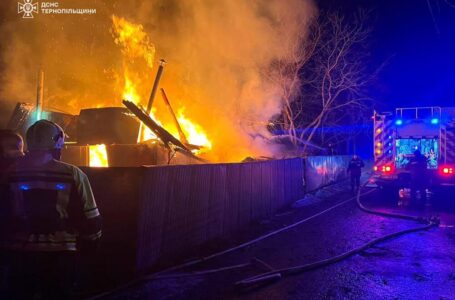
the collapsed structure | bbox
[6,62,209,167]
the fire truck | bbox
[372,106,455,192]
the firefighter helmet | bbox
[26,120,65,151]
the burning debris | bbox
[110,16,212,156]
[1,0,316,162]
[6,53,212,167]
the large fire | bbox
[2,0,315,164]
[89,16,213,167]
[111,15,212,152]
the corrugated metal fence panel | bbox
[186,165,212,248]
[251,162,264,220]
[304,156,350,192]
[238,162,253,227]
[261,161,273,217]
[207,164,226,240]
[274,159,286,210]
[135,158,307,273]
[223,163,241,236]
[284,159,293,206]
[136,166,168,271]
[82,167,144,282]
[331,156,350,182]
[84,156,357,277]
[160,166,193,258]
[290,158,305,202]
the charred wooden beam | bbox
[122,100,206,162]
[160,88,189,145]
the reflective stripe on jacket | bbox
[4,159,102,252]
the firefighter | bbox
[408,149,428,205]
[0,130,24,196]
[347,154,365,194]
[0,130,24,246]
[2,120,102,299]
[0,130,24,292]
[0,130,24,169]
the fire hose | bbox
[86,180,439,299]
[234,180,440,288]
[86,188,375,299]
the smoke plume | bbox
[0,0,316,161]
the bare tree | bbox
[272,10,377,154]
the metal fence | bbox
[83,156,350,282]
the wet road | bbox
[101,184,455,300]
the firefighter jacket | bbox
[347,158,365,177]
[2,159,102,252]
[408,155,428,181]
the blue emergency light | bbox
[431,118,439,125]
[55,183,66,190]
[19,185,30,191]
[395,119,403,126]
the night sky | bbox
[318,0,455,110]
[1,0,454,126]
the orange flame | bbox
[89,144,108,167]
[111,15,155,69]
[111,15,212,151]
[177,109,212,150]
[123,73,140,104]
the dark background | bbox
[318,0,455,110]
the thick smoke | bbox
[0,0,316,161]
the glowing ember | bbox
[89,144,108,167]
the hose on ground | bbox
[356,181,431,223]
[89,178,436,297]
[86,189,374,299]
[148,189,375,278]
[235,181,439,288]
[235,222,436,288]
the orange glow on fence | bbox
[89,144,108,167]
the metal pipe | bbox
[146,59,166,114]
[36,70,44,121]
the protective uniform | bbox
[408,150,428,204]
[0,130,24,293]
[347,155,364,193]
[2,120,102,299]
